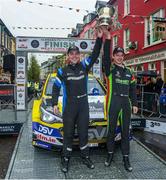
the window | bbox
[84,31,89,39]
[148,62,156,71]
[45,77,63,96]
[136,65,144,72]
[145,17,151,46]
[112,35,118,52]
[4,32,7,48]
[152,10,165,42]
[7,36,10,50]
[89,29,94,39]
[131,66,135,72]
[1,27,4,46]
[145,9,165,46]
[87,77,105,95]
[124,28,130,53]
[124,0,130,16]
[45,76,105,96]
[90,29,94,39]
[132,65,144,73]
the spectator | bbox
[144,77,155,111]
[144,77,155,92]
[155,75,164,95]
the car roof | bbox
[49,73,94,78]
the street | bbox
[3,101,165,179]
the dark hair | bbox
[113,47,125,55]
[67,46,80,54]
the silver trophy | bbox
[97,6,115,27]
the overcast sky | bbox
[0,0,107,64]
[0,0,106,38]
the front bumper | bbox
[32,121,108,150]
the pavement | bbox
[5,101,166,179]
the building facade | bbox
[72,0,166,83]
[0,19,16,83]
[0,19,16,65]
[107,0,166,82]
[40,55,66,79]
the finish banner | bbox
[16,37,95,53]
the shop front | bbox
[125,50,166,82]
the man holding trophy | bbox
[97,6,138,172]
[52,5,138,173]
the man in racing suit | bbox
[52,29,103,173]
[102,29,138,172]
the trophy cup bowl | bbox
[97,6,115,27]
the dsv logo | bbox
[88,127,107,140]
[38,125,53,135]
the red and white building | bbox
[77,0,166,82]
[108,0,166,82]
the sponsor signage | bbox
[131,117,146,128]
[88,126,107,140]
[33,141,52,150]
[88,96,104,119]
[0,85,15,105]
[93,57,102,79]
[145,119,166,135]
[0,85,14,97]
[0,123,22,134]
[16,37,95,53]
[34,131,63,146]
[16,56,26,110]
[125,50,166,66]
[32,122,62,138]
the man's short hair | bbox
[113,47,125,55]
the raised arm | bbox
[103,39,111,76]
[103,28,111,77]
[81,28,103,72]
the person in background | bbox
[144,77,156,111]
[155,75,164,95]
[144,77,155,93]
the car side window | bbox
[45,77,63,96]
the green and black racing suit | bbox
[103,39,137,155]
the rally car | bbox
[32,73,122,150]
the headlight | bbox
[40,106,63,123]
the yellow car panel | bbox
[32,73,109,150]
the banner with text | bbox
[16,37,95,53]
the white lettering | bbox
[125,51,166,66]
[88,127,107,140]
[67,75,85,81]
[38,125,53,135]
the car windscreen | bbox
[45,76,105,96]
[87,77,105,95]
[45,77,63,96]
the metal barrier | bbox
[0,84,17,121]
[136,84,159,117]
